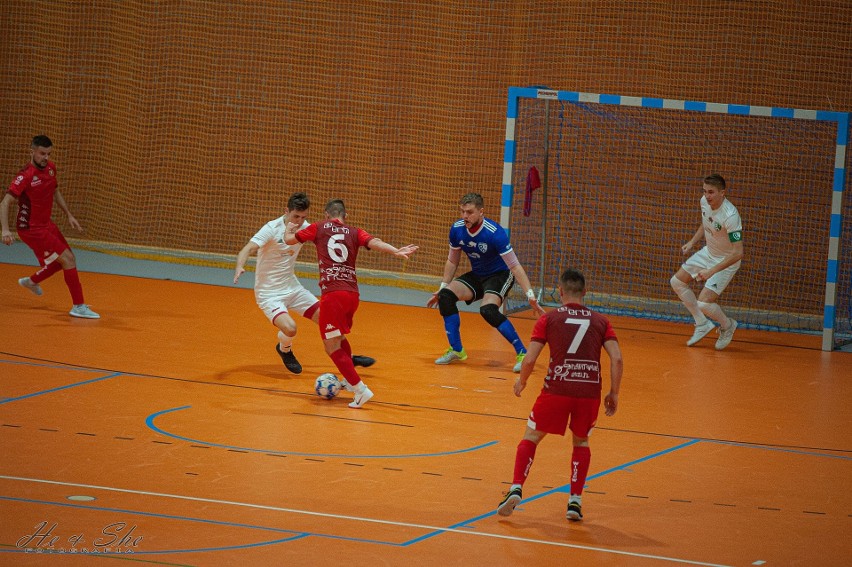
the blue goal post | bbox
[501,86,850,351]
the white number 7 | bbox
[563,318,590,354]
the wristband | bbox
[439,282,448,291]
[526,289,535,300]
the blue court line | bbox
[146,405,498,459]
[0,372,123,406]
[403,438,701,545]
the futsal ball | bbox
[315,373,341,399]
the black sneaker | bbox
[351,355,375,368]
[566,500,583,521]
[276,345,303,374]
[497,486,522,517]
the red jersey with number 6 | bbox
[295,218,374,294]
[7,162,58,230]
[530,302,618,398]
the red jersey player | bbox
[1,136,99,319]
[284,198,418,408]
[498,268,623,521]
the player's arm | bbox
[514,340,544,397]
[54,189,82,232]
[603,339,623,416]
[427,249,461,308]
[681,225,704,255]
[233,241,259,284]
[1,193,15,245]
[367,237,418,259]
[507,260,546,316]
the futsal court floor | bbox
[0,244,850,566]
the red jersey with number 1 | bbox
[7,161,58,230]
[531,302,618,398]
[295,218,374,294]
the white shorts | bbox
[681,247,740,296]
[256,286,319,324]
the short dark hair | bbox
[287,192,310,212]
[460,192,484,208]
[703,173,726,190]
[559,268,586,294]
[325,199,346,218]
[31,135,53,149]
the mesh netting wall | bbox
[0,1,850,299]
[505,98,843,342]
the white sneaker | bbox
[435,347,467,365]
[18,277,43,296]
[715,319,738,350]
[348,384,373,408]
[69,304,101,319]
[686,321,714,346]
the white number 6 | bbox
[328,233,349,263]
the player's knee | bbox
[697,300,711,315]
[437,288,459,317]
[480,303,507,328]
[670,274,687,292]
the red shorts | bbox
[318,291,359,340]
[18,224,70,267]
[527,391,601,438]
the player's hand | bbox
[233,267,244,284]
[694,269,711,283]
[67,214,83,232]
[530,298,546,317]
[426,293,439,308]
[1,230,14,246]
[513,376,527,397]
[604,391,618,416]
[395,244,418,258]
[681,243,692,255]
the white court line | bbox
[0,474,732,566]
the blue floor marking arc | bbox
[403,438,702,546]
[0,372,124,406]
[146,405,498,459]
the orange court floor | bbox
[0,261,850,566]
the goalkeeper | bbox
[427,192,545,372]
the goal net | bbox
[503,88,851,351]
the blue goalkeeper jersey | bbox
[448,217,513,277]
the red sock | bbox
[340,338,352,357]
[63,268,85,305]
[513,439,538,485]
[329,348,360,386]
[570,445,591,496]
[30,262,62,284]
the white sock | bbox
[277,331,293,351]
[569,494,582,504]
[671,276,707,325]
[698,301,730,329]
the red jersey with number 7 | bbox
[295,218,374,294]
[530,302,618,398]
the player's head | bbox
[325,199,347,220]
[702,173,727,208]
[559,268,586,300]
[30,135,53,169]
[459,192,484,228]
[284,192,310,225]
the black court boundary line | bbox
[1,350,850,455]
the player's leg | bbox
[565,396,601,521]
[434,276,475,364]
[671,254,713,345]
[481,271,527,372]
[319,291,372,408]
[17,229,59,295]
[273,311,303,374]
[697,268,739,350]
[499,392,568,517]
[299,291,374,367]
[32,227,99,319]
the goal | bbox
[501,87,850,351]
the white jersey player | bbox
[670,174,744,350]
[234,192,374,373]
